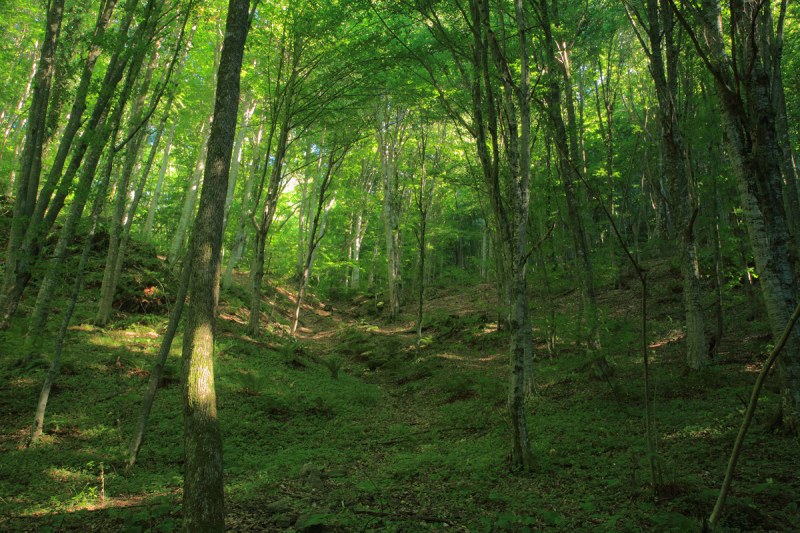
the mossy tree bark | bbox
[677,0,800,431]
[3,0,63,298]
[181,0,250,529]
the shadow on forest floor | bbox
[1,257,798,531]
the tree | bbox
[675,0,800,431]
[625,0,708,370]
[180,0,251,528]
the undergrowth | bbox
[0,257,798,531]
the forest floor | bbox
[1,249,799,531]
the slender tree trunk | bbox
[632,0,708,370]
[223,119,263,289]
[1,0,138,328]
[22,0,161,349]
[540,1,611,378]
[248,119,288,336]
[144,123,176,237]
[170,119,210,264]
[181,0,249,529]
[377,101,407,320]
[129,258,192,467]
[222,96,256,235]
[30,132,115,441]
[3,0,64,301]
[291,150,342,335]
[96,49,159,325]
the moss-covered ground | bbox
[1,257,798,531]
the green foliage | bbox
[322,356,343,379]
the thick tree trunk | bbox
[689,0,800,429]
[181,0,249,529]
[469,0,534,469]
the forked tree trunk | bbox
[291,149,343,335]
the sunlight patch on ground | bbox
[744,361,764,373]
[434,352,502,364]
[219,310,247,325]
[648,329,684,349]
[662,424,723,441]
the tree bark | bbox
[680,0,800,430]
[30,131,116,441]
[3,0,64,303]
[181,0,250,529]
[170,119,210,264]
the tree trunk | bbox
[635,0,708,370]
[129,258,192,466]
[23,13,160,355]
[3,0,64,302]
[685,0,800,430]
[144,122,176,235]
[170,119,211,264]
[223,118,264,289]
[0,0,139,328]
[377,101,407,320]
[30,132,115,441]
[540,1,611,379]
[96,48,159,325]
[181,0,249,529]
[222,96,256,235]
[291,149,343,335]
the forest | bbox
[0,0,799,530]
